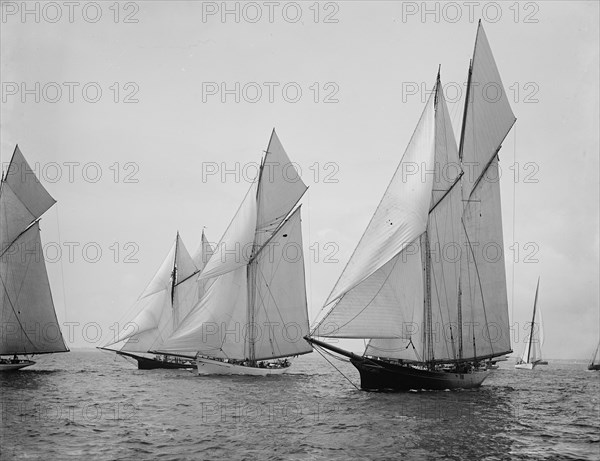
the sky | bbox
[1,1,598,359]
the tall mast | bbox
[423,232,433,366]
[458,276,463,359]
[458,59,473,161]
[247,140,269,363]
[526,277,540,363]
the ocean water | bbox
[1,350,598,461]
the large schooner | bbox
[99,230,213,369]
[306,21,515,391]
[153,130,313,375]
[0,146,69,371]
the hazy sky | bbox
[1,1,598,359]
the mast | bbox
[458,277,463,359]
[423,231,433,366]
[247,146,267,363]
[458,59,473,161]
[526,277,540,363]
[171,232,179,307]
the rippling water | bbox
[1,350,598,460]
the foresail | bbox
[0,223,68,354]
[250,207,312,360]
[200,182,258,279]
[255,130,308,250]
[139,241,177,299]
[324,89,437,308]
[312,244,424,339]
[158,265,249,360]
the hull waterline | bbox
[306,337,490,391]
[0,360,35,371]
[196,357,291,376]
[351,357,490,391]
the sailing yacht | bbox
[306,21,515,391]
[99,230,213,369]
[0,146,69,371]
[515,278,545,370]
[154,130,313,375]
[588,342,600,371]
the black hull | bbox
[588,364,600,371]
[305,336,491,391]
[351,357,490,391]
[117,351,194,370]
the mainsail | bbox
[102,232,205,355]
[0,146,69,355]
[313,22,514,365]
[158,130,312,362]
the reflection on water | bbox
[1,351,598,460]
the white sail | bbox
[200,182,258,280]
[1,147,56,255]
[103,233,199,353]
[364,77,462,360]
[319,87,437,330]
[458,22,515,360]
[251,207,312,360]
[192,229,214,273]
[158,265,249,359]
[255,130,308,249]
[160,131,310,362]
[519,279,542,364]
[0,224,68,354]
[0,146,68,356]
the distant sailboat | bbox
[0,146,69,371]
[306,22,515,391]
[587,341,600,371]
[99,230,213,369]
[154,130,313,375]
[515,278,545,370]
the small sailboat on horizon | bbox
[0,146,69,371]
[153,130,313,375]
[306,21,515,391]
[515,278,545,370]
[98,230,213,369]
[588,341,600,371]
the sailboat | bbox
[588,341,600,371]
[153,130,313,375]
[98,230,213,369]
[306,21,515,391]
[0,146,69,371]
[515,278,545,370]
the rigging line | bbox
[431,210,456,360]
[511,125,517,323]
[55,205,68,324]
[313,344,361,391]
[430,246,455,361]
[461,217,494,356]
[0,251,38,353]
